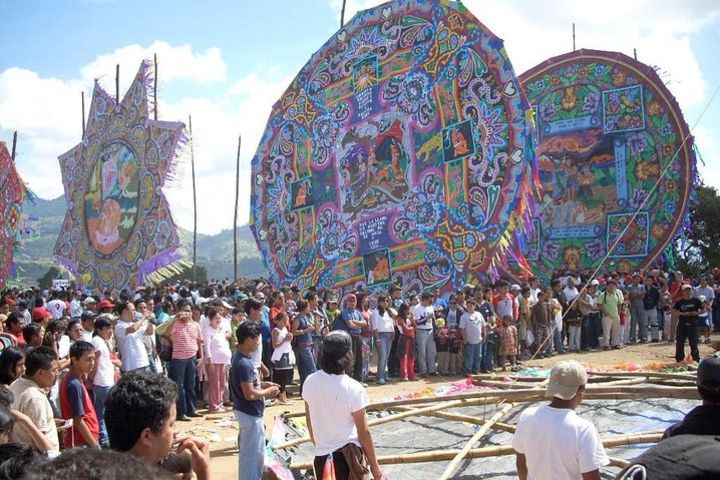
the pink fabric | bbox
[171,321,201,360]
[400,338,415,380]
[206,362,226,411]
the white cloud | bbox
[81,40,227,88]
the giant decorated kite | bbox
[251,0,537,294]
[519,49,696,275]
[54,60,186,291]
[0,141,29,289]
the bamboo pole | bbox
[610,456,632,469]
[153,53,158,121]
[10,131,17,161]
[340,0,347,27]
[81,91,86,137]
[289,431,664,470]
[283,384,698,420]
[589,371,696,381]
[392,407,516,433]
[233,135,241,281]
[115,64,120,104]
[188,114,197,282]
[438,403,514,480]
[274,400,463,450]
[474,379,545,390]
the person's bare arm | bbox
[304,401,314,443]
[516,453,528,480]
[11,410,54,452]
[240,381,279,401]
[581,469,601,480]
[352,408,383,480]
[73,416,98,449]
[176,436,210,480]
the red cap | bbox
[96,299,115,310]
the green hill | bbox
[12,196,267,287]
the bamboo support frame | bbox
[289,431,664,470]
[438,402,514,480]
[392,407,516,433]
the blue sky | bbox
[1,0,719,235]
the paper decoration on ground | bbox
[251,0,537,294]
[518,49,696,276]
[54,60,186,291]
[0,141,30,289]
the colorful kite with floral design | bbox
[0,141,30,289]
[251,0,537,295]
[518,49,696,276]
[54,60,186,291]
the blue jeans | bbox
[168,357,197,418]
[415,329,437,375]
[375,332,393,382]
[235,410,264,479]
[587,313,602,348]
[92,385,112,447]
[294,345,316,391]
[463,342,482,374]
[553,326,565,353]
[630,303,644,343]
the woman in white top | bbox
[371,295,395,385]
[302,331,383,480]
[270,312,294,405]
[202,308,232,413]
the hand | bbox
[176,436,210,480]
[261,380,279,388]
[265,385,280,398]
[260,363,270,378]
[286,332,294,341]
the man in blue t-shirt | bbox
[337,294,367,383]
[230,322,279,479]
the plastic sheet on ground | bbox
[277,396,698,479]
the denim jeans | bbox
[414,329,437,375]
[235,410,264,480]
[294,345,316,391]
[375,332,393,382]
[630,303,644,343]
[92,385,112,447]
[168,357,197,418]
[553,326,565,353]
[463,342,482,374]
[646,308,659,341]
[587,313,602,348]
[568,324,581,351]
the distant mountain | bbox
[12,196,267,287]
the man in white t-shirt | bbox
[411,292,437,376]
[47,292,66,320]
[513,360,609,480]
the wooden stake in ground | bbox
[10,131,17,161]
[233,135,241,281]
[438,402,514,480]
[188,114,197,282]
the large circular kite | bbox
[519,49,696,276]
[251,0,536,294]
[0,141,27,289]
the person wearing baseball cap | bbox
[672,284,703,362]
[663,352,720,438]
[513,360,609,480]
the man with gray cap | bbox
[513,360,609,480]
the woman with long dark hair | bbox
[0,348,24,386]
[302,331,383,480]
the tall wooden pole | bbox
[81,91,86,137]
[233,135,241,281]
[189,115,198,282]
[572,23,576,51]
[153,53,158,121]
[10,131,17,162]
[115,64,120,104]
[340,0,347,27]
[633,48,638,60]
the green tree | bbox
[676,185,720,274]
[160,264,208,286]
[37,266,62,289]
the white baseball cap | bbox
[546,360,587,400]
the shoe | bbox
[361,382,369,388]
[187,412,202,418]
[178,416,191,422]
[402,377,409,381]
[377,379,386,385]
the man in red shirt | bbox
[5,312,26,347]
[60,341,99,448]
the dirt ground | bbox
[177,336,717,479]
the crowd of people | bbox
[0,266,714,478]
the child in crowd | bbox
[434,318,451,375]
[697,295,712,344]
[396,304,417,381]
[482,316,499,372]
[498,315,518,371]
[270,312,294,405]
[531,290,552,358]
[231,322,280,479]
[59,341,99,449]
[449,327,464,375]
